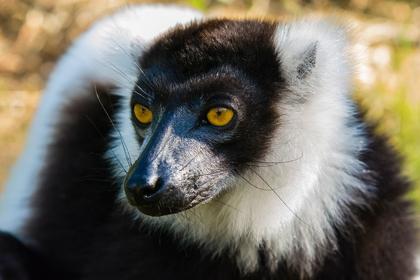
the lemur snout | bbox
[124,163,187,217]
[124,173,172,214]
[125,177,165,206]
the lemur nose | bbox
[124,177,165,206]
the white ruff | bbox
[110,17,373,276]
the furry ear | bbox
[274,19,352,100]
[296,41,318,80]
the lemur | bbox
[0,5,418,280]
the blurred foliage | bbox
[0,0,419,210]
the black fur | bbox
[0,232,67,280]
[0,18,417,280]
[136,19,284,170]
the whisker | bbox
[94,83,133,167]
[236,172,272,191]
[94,55,149,97]
[174,213,187,231]
[192,177,242,215]
[213,199,242,213]
[98,75,148,99]
[86,115,128,174]
[158,218,163,246]
[195,169,227,177]
[179,150,203,172]
[247,166,322,234]
[92,198,120,216]
[108,36,154,87]
[61,176,115,189]
[182,211,190,233]
[93,57,150,98]
[185,208,206,229]
[248,152,304,167]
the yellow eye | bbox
[134,104,153,124]
[206,107,234,127]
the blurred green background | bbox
[0,0,419,210]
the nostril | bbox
[142,178,164,199]
[125,176,168,205]
[141,185,155,198]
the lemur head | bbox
[124,20,285,216]
[122,19,330,217]
[113,15,365,274]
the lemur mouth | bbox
[133,195,208,217]
[125,180,210,217]
[135,200,195,217]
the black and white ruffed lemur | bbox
[0,5,418,280]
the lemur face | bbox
[124,20,284,216]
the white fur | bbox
[0,5,203,237]
[110,17,373,276]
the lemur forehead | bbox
[138,19,285,91]
[134,66,261,106]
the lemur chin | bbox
[0,5,418,280]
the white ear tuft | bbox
[274,18,353,99]
[296,41,318,80]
